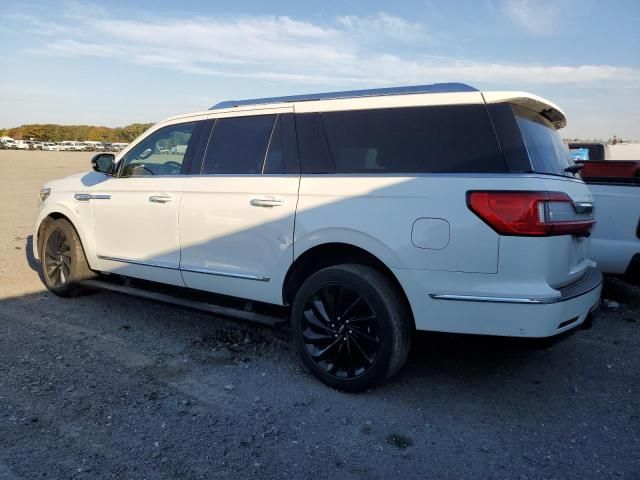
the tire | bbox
[291,264,413,392]
[39,218,94,297]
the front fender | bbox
[33,200,96,268]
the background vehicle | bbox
[0,136,17,149]
[33,84,601,391]
[580,160,640,284]
[15,140,29,150]
[84,141,106,151]
[42,142,60,151]
[59,141,86,151]
[570,142,610,161]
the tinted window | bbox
[120,122,196,176]
[513,105,574,177]
[296,105,506,174]
[202,115,276,174]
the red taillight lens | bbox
[467,191,595,236]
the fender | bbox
[33,201,97,269]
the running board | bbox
[80,279,286,327]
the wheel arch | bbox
[35,206,94,268]
[283,242,415,328]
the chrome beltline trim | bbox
[97,255,270,282]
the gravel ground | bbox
[1,151,639,479]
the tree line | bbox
[0,123,154,143]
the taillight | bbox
[467,191,595,236]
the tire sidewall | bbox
[40,219,86,295]
[291,266,398,392]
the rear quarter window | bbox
[296,105,506,174]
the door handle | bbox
[250,198,284,208]
[149,195,172,203]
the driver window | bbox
[120,122,196,177]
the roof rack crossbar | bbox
[210,83,477,110]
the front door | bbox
[179,109,300,304]
[92,120,203,286]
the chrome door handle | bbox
[149,195,172,203]
[250,198,284,208]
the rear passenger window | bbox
[296,105,506,174]
[202,115,276,174]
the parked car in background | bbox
[15,140,29,150]
[0,136,17,149]
[580,160,640,284]
[569,142,610,161]
[109,142,129,152]
[33,83,601,391]
[58,141,87,151]
[84,141,106,151]
[42,142,60,151]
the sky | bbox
[0,0,638,139]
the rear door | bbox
[179,108,300,304]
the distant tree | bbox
[3,122,154,142]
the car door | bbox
[92,120,210,286]
[179,108,300,304]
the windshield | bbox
[513,104,575,177]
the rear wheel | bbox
[291,264,412,392]
[40,218,94,296]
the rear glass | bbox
[568,143,605,161]
[513,105,574,177]
[296,105,506,174]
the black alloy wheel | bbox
[292,264,412,392]
[43,229,72,288]
[39,218,94,296]
[301,284,380,379]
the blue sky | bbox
[1,0,638,139]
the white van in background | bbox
[0,137,17,149]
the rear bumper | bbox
[395,267,602,338]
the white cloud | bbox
[502,0,560,35]
[335,12,428,42]
[13,8,640,90]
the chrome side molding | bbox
[430,267,602,305]
[180,264,271,282]
[74,193,111,201]
[97,255,270,282]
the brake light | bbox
[467,191,595,236]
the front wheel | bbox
[40,218,94,296]
[291,264,413,392]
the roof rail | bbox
[210,83,478,110]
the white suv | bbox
[34,84,602,391]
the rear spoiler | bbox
[482,91,567,130]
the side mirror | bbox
[91,153,115,174]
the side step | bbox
[80,279,286,327]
